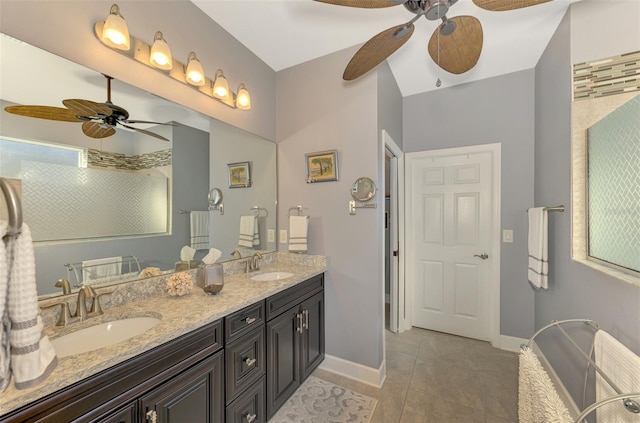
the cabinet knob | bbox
[243,357,257,367]
[146,410,158,423]
[245,412,257,423]
[244,316,257,325]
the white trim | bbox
[405,143,502,346]
[318,354,386,388]
[498,335,528,353]
[382,130,408,333]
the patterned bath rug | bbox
[269,376,377,423]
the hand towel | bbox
[527,207,548,290]
[190,211,210,250]
[288,215,309,253]
[0,222,10,390]
[595,330,640,422]
[238,215,259,247]
[82,256,122,283]
[4,223,57,390]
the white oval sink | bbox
[250,272,294,281]
[51,316,160,358]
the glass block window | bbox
[0,137,85,178]
[587,95,640,274]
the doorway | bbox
[406,143,501,343]
[382,130,406,334]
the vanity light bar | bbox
[93,21,250,110]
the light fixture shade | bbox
[185,52,205,86]
[236,83,251,110]
[150,31,172,70]
[101,4,130,50]
[212,69,229,100]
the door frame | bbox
[405,143,501,346]
[381,130,408,333]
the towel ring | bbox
[251,206,268,217]
[288,205,304,216]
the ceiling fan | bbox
[313,0,552,81]
[4,75,172,141]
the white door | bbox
[407,146,497,341]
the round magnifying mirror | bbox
[351,177,376,202]
[208,188,223,207]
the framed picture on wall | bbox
[227,161,251,188]
[305,149,339,183]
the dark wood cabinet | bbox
[140,351,224,423]
[266,274,324,419]
[3,273,324,423]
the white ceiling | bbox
[192,0,580,96]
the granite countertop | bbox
[0,253,326,417]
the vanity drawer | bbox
[225,301,265,344]
[225,326,266,404]
[226,376,265,423]
[266,274,324,320]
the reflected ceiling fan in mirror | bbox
[4,75,172,141]
[314,0,553,81]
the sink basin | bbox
[51,316,160,358]
[250,272,294,281]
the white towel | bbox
[0,222,10,390]
[82,256,122,283]
[190,211,210,250]
[3,223,57,390]
[288,215,309,253]
[527,207,548,290]
[238,215,259,247]
[595,330,640,422]
[518,347,572,423]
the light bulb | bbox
[150,32,172,70]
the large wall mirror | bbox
[0,33,277,297]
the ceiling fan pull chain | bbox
[436,19,441,87]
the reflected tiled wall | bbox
[22,161,168,242]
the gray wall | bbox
[33,124,209,295]
[534,1,640,406]
[0,0,276,141]
[209,120,277,260]
[377,62,403,148]
[276,47,385,369]
[403,70,537,338]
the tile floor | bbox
[313,326,519,422]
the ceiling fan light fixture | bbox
[212,69,230,100]
[150,31,172,70]
[185,52,205,86]
[236,83,251,110]
[424,0,449,20]
[101,4,130,50]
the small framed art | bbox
[227,161,251,188]
[305,149,338,183]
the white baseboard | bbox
[497,334,528,352]
[318,354,386,388]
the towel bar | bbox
[250,206,268,217]
[288,205,304,216]
[526,205,565,213]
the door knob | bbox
[474,253,489,260]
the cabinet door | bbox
[92,402,136,423]
[226,377,266,423]
[300,291,325,381]
[266,307,301,419]
[139,351,224,423]
[226,326,265,403]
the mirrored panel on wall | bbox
[0,33,277,297]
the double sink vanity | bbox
[0,252,326,423]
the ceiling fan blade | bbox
[472,0,551,11]
[314,0,406,8]
[428,16,483,75]
[63,99,113,117]
[344,23,415,80]
[82,121,116,139]
[119,123,170,141]
[123,120,176,126]
[4,105,83,122]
